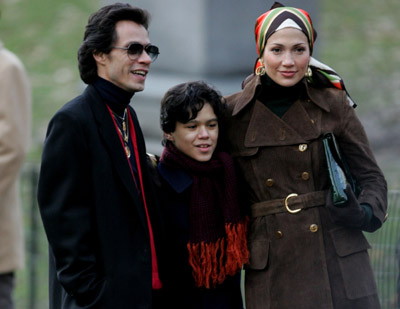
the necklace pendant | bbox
[125,145,131,158]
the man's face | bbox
[95,20,152,93]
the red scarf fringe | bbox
[187,218,249,288]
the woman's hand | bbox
[326,185,371,229]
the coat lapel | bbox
[85,86,148,229]
[244,99,321,147]
[244,100,302,147]
[231,76,326,147]
[231,74,262,116]
[281,99,321,141]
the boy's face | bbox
[166,103,219,162]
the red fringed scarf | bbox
[160,142,249,288]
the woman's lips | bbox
[280,71,296,78]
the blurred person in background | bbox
[224,2,387,308]
[157,81,249,308]
[37,3,164,308]
[0,10,32,309]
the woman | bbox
[224,2,387,308]
[157,81,249,308]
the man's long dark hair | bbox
[78,3,150,84]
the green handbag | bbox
[322,132,359,206]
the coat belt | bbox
[251,190,328,217]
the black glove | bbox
[326,185,372,229]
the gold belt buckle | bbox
[285,193,301,214]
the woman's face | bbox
[261,28,310,87]
[166,103,218,162]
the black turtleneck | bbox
[257,74,305,118]
[92,77,140,177]
[92,77,134,117]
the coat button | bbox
[266,179,274,187]
[309,224,318,233]
[301,172,310,180]
[275,231,283,239]
[299,144,308,152]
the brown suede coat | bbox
[224,74,387,309]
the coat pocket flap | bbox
[330,227,371,257]
[247,240,269,270]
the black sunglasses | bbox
[112,43,159,62]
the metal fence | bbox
[18,165,400,308]
[365,190,400,309]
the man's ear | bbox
[93,51,107,65]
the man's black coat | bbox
[38,85,163,308]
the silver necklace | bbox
[113,109,130,158]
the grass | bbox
[319,0,400,112]
[1,0,99,162]
[1,0,399,307]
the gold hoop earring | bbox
[256,66,265,76]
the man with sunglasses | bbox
[38,3,164,308]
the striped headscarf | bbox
[254,2,356,107]
[255,4,316,59]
